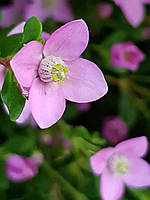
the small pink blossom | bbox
[25,0,73,23]
[90,137,150,200]
[111,42,145,71]
[113,0,150,27]
[6,154,41,182]
[76,103,91,112]
[102,116,128,145]
[98,3,113,19]
[11,19,108,129]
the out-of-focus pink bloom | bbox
[102,116,128,145]
[113,0,150,27]
[25,0,73,23]
[142,27,150,40]
[90,137,150,200]
[6,154,41,182]
[31,152,43,165]
[98,3,113,19]
[111,42,145,71]
[11,19,108,129]
[41,133,72,148]
[1,0,27,27]
[76,103,91,112]
[41,134,52,145]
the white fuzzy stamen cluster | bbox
[107,153,129,175]
[38,55,68,83]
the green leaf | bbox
[0,159,9,190]
[118,92,138,127]
[3,135,35,154]
[0,33,23,59]
[23,17,42,44]
[1,71,25,121]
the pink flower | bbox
[113,0,150,27]
[6,154,40,182]
[102,116,128,145]
[90,137,150,200]
[98,3,113,19]
[25,0,73,23]
[76,103,91,112]
[11,19,108,129]
[111,42,145,71]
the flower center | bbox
[124,52,136,62]
[38,56,68,83]
[108,153,128,175]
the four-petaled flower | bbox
[90,137,150,200]
[11,19,108,129]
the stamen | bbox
[38,56,68,83]
[108,153,128,175]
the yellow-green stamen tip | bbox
[64,67,68,74]
[117,162,128,174]
[55,64,63,71]
[52,74,59,81]
[60,77,66,83]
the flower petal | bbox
[8,21,25,36]
[124,158,150,187]
[116,136,148,157]
[16,101,31,124]
[11,41,43,88]
[120,0,144,27]
[101,169,124,200]
[43,19,89,61]
[29,78,66,129]
[90,148,114,175]
[0,64,5,90]
[61,58,108,103]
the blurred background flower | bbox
[102,116,128,145]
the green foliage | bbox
[23,17,42,44]
[1,71,25,121]
[0,33,23,59]
[3,135,35,155]
[118,92,138,127]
